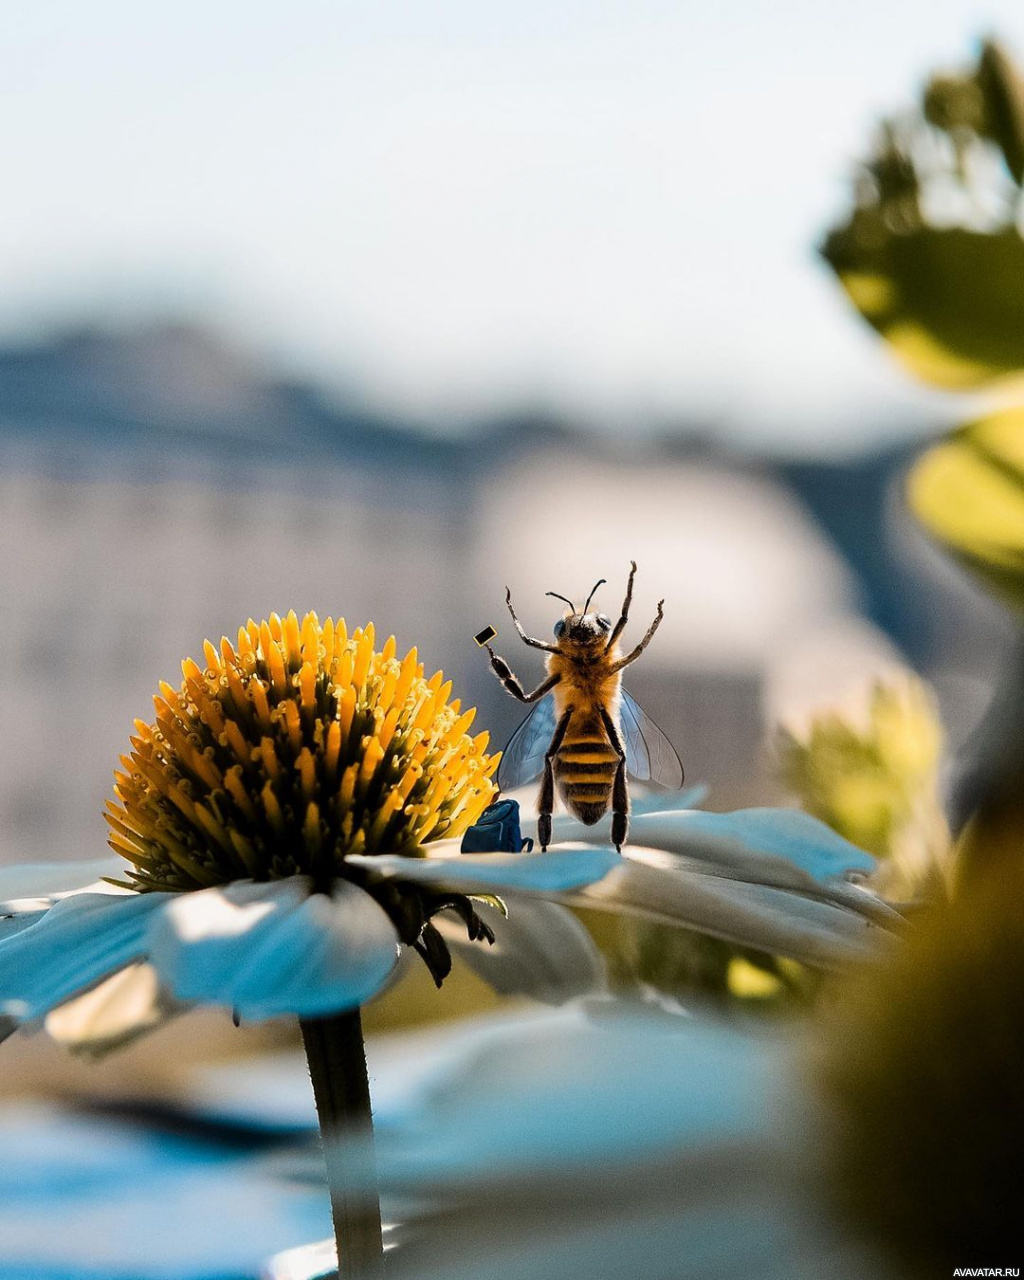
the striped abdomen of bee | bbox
[551,706,621,825]
[547,651,624,826]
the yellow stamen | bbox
[266,639,288,697]
[283,700,302,753]
[224,766,258,822]
[299,662,317,712]
[339,763,358,808]
[250,679,273,732]
[359,737,384,787]
[283,610,302,668]
[352,631,373,690]
[259,736,281,780]
[261,781,286,836]
[203,640,221,674]
[298,747,316,802]
[303,801,322,853]
[325,721,341,776]
[300,612,320,664]
[338,685,356,740]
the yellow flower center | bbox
[106,611,498,894]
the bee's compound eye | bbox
[597,613,611,630]
[553,619,565,638]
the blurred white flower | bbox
[264,1001,889,1280]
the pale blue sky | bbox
[4,1,1024,448]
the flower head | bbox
[108,611,497,891]
[104,612,506,985]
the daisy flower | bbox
[0,611,900,1278]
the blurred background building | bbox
[0,322,1015,863]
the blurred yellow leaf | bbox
[776,676,951,900]
[825,226,1024,389]
[907,409,1024,611]
[726,956,784,1000]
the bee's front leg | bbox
[485,647,559,704]
[538,708,572,850]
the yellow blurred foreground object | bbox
[908,410,1024,615]
[816,853,1024,1278]
[777,676,950,900]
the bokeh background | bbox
[4,5,1024,1276]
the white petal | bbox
[559,855,889,967]
[370,1005,874,1280]
[0,856,129,913]
[347,849,618,894]
[0,891,169,1022]
[44,962,181,1056]
[556,807,875,886]
[0,909,48,942]
[145,878,399,1020]
[437,900,607,1004]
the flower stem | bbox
[300,1009,384,1280]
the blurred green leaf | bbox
[823,224,1024,389]
[977,40,1024,184]
[907,408,1024,610]
[823,39,1024,389]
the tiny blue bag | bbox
[460,797,534,853]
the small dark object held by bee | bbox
[474,625,497,647]
[460,797,534,853]
[481,562,683,853]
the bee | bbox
[481,562,683,851]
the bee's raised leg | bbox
[606,560,637,650]
[600,707,629,851]
[505,588,559,653]
[538,707,572,850]
[610,600,665,673]
[485,647,560,704]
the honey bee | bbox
[482,562,683,851]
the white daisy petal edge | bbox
[346,848,619,894]
[553,807,875,887]
[144,879,400,1021]
[558,853,890,967]
[0,891,169,1022]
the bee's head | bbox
[548,579,611,647]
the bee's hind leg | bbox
[600,707,629,851]
[537,707,572,850]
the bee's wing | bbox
[497,694,556,792]
[619,691,685,789]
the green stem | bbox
[300,1009,384,1280]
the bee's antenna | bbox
[583,578,607,612]
[546,591,576,611]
